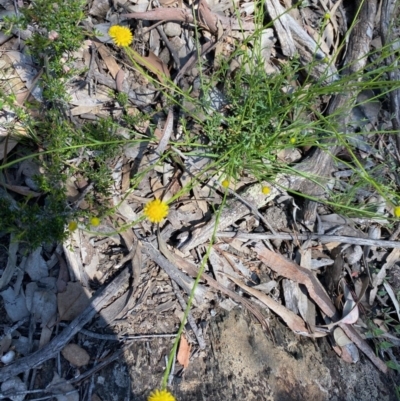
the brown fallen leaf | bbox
[46,372,79,401]
[177,334,191,368]
[57,282,91,321]
[132,50,170,84]
[0,138,18,161]
[115,69,125,93]
[95,41,120,79]
[253,244,388,373]
[1,182,41,197]
[227,275,326,338]
[56,253,70,293]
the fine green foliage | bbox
[0,0,127,247]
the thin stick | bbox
[171,280,206,349]
[217,231,400,248]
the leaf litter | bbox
[0,0,400,399]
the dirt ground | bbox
[94,308,397,401]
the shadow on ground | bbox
[97,308,397,401]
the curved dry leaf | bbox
[341,283,359,325]
[115,68,125,92]
[177,334,191,368]
[32,288,57,325]
[26,248,48,281]
[383,281,400,322]
[2,182,41,197]
[0,138,18,161]
[0,287,30,322]
[56,253,69,293]
[369,248,400,305]
[46,373,79,401]
[340,343,359,364]
[333,327,353,347]
[6,51,43,101]
[57,282,91,321]
[1,376,27,401]
[0,334,12,356]
[228,275,326,338]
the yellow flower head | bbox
[144,199,169,223]
[148,389,176,401]
[108,25,133,47]
[221,179,230,188]
[289,137,296,145]
[68,221,78,231]
[261,186,271,195]
[90,217,101,226]
[394,206,400,218]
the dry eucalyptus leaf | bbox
[341,284,359,325]
[46,373,79,401]
[26,282,57,328]
[310,258,334,269]
[32,288,57,324]
[0,333,12,355]
[0,287,30,322]
[61,343,90,367]
[12,336,30,356]
[209,248,238,288]
[0,138,18,161]
[333,327,353,347]
[369,248,400,305]
[344,245,363,265]
[25,248,48,281]
[253,280,277,294]
[0,238,19,291]
[57,282,91,321]
[340,343,359,364]
[383,281,400,322]
[39,313,56,348]
[6,51,43,101]
[1,376,27,401]
[89,0,109,18]
[93,23,113,43]
[177,334,191,368]
[229,275,325,338]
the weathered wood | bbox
[381,0,400,152]
[294,0,378,224]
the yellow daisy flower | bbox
[68,221,78,231]
[221,179,230,188]
[261,186,271,195]
[143,199,169,223]
[108,25,133,47]
[147,389,176,401]
[90,216,101,226]
[394,206,400,218]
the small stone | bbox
[164,22,181,37]
[61,343,90,367]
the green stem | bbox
[161,191,228,389]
